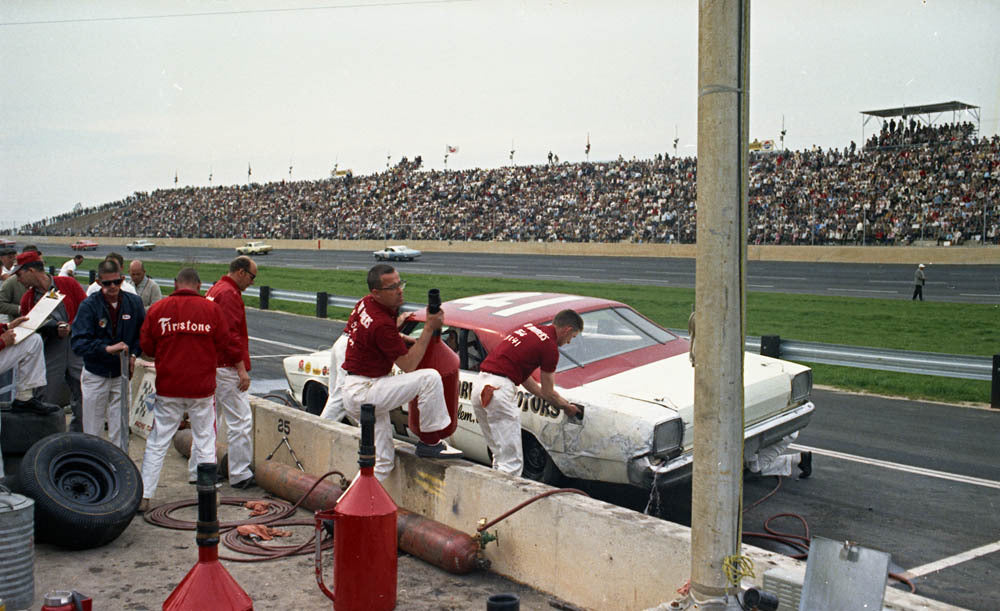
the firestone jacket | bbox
[71,290,145,378]
[139,289,235,398]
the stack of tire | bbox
[3,404,143,549]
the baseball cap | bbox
[10,250,44,274]
[918,263,926,269]
[0,247,16,256]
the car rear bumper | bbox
[627,401,815,489]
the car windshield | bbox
[553,307,677,372]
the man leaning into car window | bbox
[471,309,582,476]
[340,264,464,480]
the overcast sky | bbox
[2,0,998,229]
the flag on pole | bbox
[174,171,178,185]
[446,145,459,154]
[585,133,591,156]
[248,163,252,178]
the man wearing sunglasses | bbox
[71,259,145,450]
[85,252,138,298]
[194,255,257,489]
[13,250,88,428]
[341,263,463,481]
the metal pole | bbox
[690,1,748,609]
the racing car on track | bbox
[284,292,814,489]
[373,245,421,262]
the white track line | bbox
[249,336,315,352]
[825,288,899,294]
[791,444,1000,490]
[900,540,1000,579]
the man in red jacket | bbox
[13,250,88,430]
[197,255,257,489]
[137,268,235,512]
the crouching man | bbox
[341,264,463,481]
[471,309,582,477]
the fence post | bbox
[760,335,781,358]
[992,355,1000,409]
[89,269,96,284]
[259,286,270,310]
[49,265,56,276]
[316,291,328,318]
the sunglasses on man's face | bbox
[100,278,124,287]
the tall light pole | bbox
[691,1,749,609]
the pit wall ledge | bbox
[250,398,963,611]
[24,235,1000,265]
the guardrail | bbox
[148,279,998,404]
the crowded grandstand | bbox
[20,121,999,246]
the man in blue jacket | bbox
[71,259,145,450]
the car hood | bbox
[580,352,803,446]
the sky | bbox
[2,0,998,229]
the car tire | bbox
[18,432,143,549]
[302,381,329,416]
[1,408,67,455]
[521,432,563,486]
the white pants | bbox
[745,432,801,477]
[319,335,348,422]
[188,366,254,485]
[0,333,47,474]
[81,368,129,451]
[141,395,215,500]
[342,369,450,481]
[471,372,523,476]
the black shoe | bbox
[415,441,464,459]
[798,451,813,479]
[11,397,61,415]
[231,476,257,490]
[136,498,150,514]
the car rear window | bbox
[554,307,677,372]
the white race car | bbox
[126,240,156,251]
[284,292,814,489]
[373,245,421,262]
[236,241,273,255]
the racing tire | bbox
[18,432,142,549]
[1,408,67,455]
[521,432,563,486]
[302,382,329,416]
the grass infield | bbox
[139,260,994,406]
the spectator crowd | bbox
[21,122,1000,246]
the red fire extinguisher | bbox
[315,404,397,610]
[408,289,460,444]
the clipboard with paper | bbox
[12,289,65,344]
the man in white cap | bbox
[912,263,926,301]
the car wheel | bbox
[302,381,329,416]
[1,409,67,455]
[18,432,143,549]
[521,432,563,486]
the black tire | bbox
[302,382,329,416]
[18,432,142,549]
[521,432,563,486]
[1,408,67,455]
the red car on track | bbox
[70,240,99,251]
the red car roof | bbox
[411,292,690,387]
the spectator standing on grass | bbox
[13,250,88,431]
[58,254,84,277]
[127,259,162,308]
[913,263,926,301]
[192,256,257,489]
[137,268,235,513]
[71,259,145,450]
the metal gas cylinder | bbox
[0,491,33,610]
[315,404,397,610]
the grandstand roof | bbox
[860,101,978,118]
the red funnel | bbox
[163,463,253,611]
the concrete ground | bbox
[24,431,576,611]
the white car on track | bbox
[237,241,273,255]
[126,240,156,251]
[283,292,815,490]
[373,245,421,262]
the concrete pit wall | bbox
[251,397,962,611]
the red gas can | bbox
[40,590,92,611]
[315,404,397,610]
